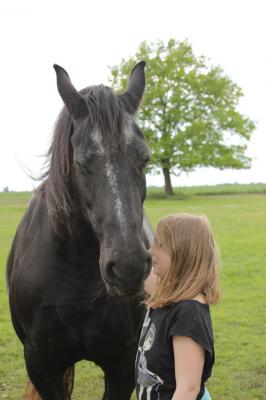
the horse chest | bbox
[79,299,144,363]
[30,285,144,364]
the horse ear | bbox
[53,64,88,119]
[121,61,146,114]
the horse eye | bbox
[141,157,150,170]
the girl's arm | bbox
[171,336,205,400]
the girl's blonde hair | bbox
[146,213,220,308]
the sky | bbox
[0,0,265,191]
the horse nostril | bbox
[105,252,152,287]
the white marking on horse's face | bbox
[89,127,126,236]
[90,127,104,156]
[124,116,135,145]
[105,161,128,241]
[90,124,133,242]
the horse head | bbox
[54,62,151,296]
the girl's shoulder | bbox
[174,299,208,310]
[164,295,209,311]
[154,298,211,327]
[177,298,210,310]
[165,299,214,351]
[151,298,210,323]
[171,299,210,319]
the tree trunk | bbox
[162,168,174,196]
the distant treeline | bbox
[147,183,266,199]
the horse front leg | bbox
[102,353,136,400]
[23,340,74,400]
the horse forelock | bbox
[80,85,124,150]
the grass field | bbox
[0,189,266,399]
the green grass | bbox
[1,191,266,399]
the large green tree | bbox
[109,39,255,195]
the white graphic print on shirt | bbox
[137,319,163,400]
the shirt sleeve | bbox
[168,302,213,355]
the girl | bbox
[136,214,220,400]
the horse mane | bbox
[37,85,124,236]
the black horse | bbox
[7,62,153,400]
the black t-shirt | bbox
[135,300,215,400]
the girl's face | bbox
[150,235,172,278]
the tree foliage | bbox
[109,39,255,195]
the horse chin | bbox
[105,283,143,299]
